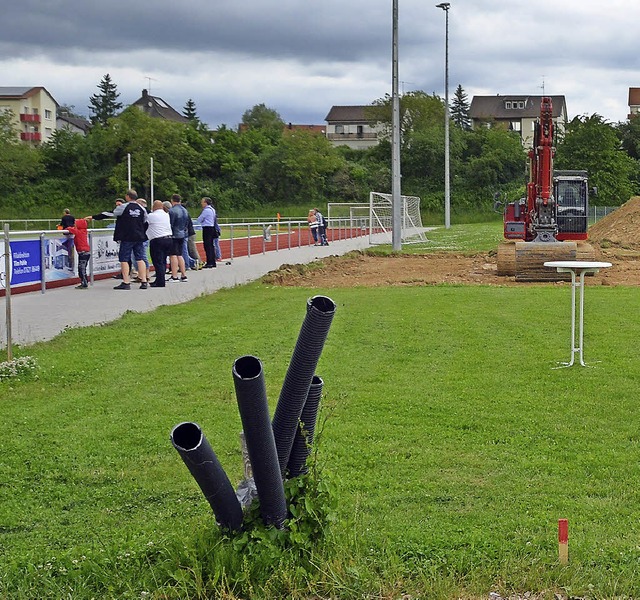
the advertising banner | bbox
[90,232,121,274]
[9,239,42,285]
[2,231,122,292]
[43,236,76,282]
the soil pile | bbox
[262,250,638,287]
[589,197,640,248]
[262,200,640,288]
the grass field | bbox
[1,227,640,599]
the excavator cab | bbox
[555,170,590,240]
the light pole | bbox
[436,2,451,229]
[391,0,402,251]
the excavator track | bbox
[496,241,595,281]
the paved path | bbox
[1,236,374,348]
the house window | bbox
[357,125,363,137]
[32,108,38,115]
[505,101,512,109]
[45,109,52,119]
[24,106,29,114]
[510,121,521,132]
[517,101,524,109]
[335,125,344,134]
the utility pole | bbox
[391,0,402,251]
[436,2,451,229]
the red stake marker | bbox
[558,518,569,565]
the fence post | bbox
[3,224,12,360]
[40,233,46,294]
[88,231,95,286]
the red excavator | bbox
[496,97,595,280]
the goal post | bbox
[326,195,429,246]
[368,192,428,245]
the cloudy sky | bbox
[1,0,637,129]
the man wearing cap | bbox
[112,189,149,290]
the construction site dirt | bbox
[264,197,640,288]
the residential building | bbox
[56,114,92,136]
[130,89,188,123]
[468,95,568,148]
[324,105,381,149]
[0,86,58,144]
[628,88,640,119]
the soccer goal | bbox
[368,192,429,245]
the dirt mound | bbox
[589,197,640,248]
[262,250,637,287]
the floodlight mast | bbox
[391,0,402,251]
[436,2,451,229]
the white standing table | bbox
[544,261,612,367]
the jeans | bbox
[77,251,90,287]
[182,238,195,269]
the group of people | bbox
[61,190,222,290]
[307,208,329,246]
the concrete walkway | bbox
[1,235,374,348]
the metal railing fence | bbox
[0,216,370,295]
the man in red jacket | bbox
[63,218,91,289]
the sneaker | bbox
[168,277,180,283]
[180,275,188,282]
[114,282,131,290]
[112,273,123,279]
[149,281,164,288]
[140,282,148,289]
[75,284,88,289]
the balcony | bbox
[20,113,41,123]
[20,132,42,142]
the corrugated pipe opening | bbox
[272,295,336,477]
[286,375,323,478]
[170,421,243,531]
[233,355,287,528]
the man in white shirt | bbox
[146,200,173,287]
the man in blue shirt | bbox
[197,197,217,268]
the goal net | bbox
[368,192,428,245]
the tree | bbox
[183,99,199,124]
[555,114,638,206]
[450,84,471,130]
[241,104,284,144]
[249,130,343,204]
[617,117,640,161]
[459,126,525,190]
[0,110,44,209]
[88,74,123,126]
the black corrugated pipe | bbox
[286,375,323,478]
[232,355,287,528]
[272,295,336,477]
[170,421,243,531]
